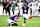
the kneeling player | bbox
[7,15,19,26]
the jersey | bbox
[22,6,29,14]
[2,2,7,9]
[29,2,38,12]
[29,2,38,8]
[38,2,40,12]
[17,2,23,7]
[17,2,23,11]
[14,7,19,15]
[12,3,16,11]
[38,2,40,9]
[9,15,19,20]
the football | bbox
[29,16,32,19]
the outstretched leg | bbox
[22,18,27,26]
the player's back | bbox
[9,15,19,20]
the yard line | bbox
[28,21,40,22]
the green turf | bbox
[0,16,40,27]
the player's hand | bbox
[18,21,20,22]
[3,6,4,8]
[16,20,20,22]
[13,9,15,11]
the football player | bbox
[7,15,19,26]
[22,4,30,26]
[38,0,40,16]
[17,3,30,26]
[29,0,38,16]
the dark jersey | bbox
[6,3,11,11]
[2,2,7,9]
[9,15,19,20]
[22,6,29,14]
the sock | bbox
[11,23,18,26]
[23,23,25,25]
[14,23,18,25]
[14,23,16,25]
[7,24,10,26]
[11,22,18,26]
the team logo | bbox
[24,10,27,13]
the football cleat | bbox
[22,23,25,26]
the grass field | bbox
[0,16,40,27]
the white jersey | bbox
[29,1,38,11]
[29,1,38,7]
[14,7,19,15]
[28,1,38,10]
[38,2,40,9]
[30,2,37,7]
[17,2,23,7]
[29,1,38,16]
[17,2,23,16]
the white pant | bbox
[23,14,28,19]
[7,19,14,23]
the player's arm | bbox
[28,7,31,17]
[18,6,24,9]
[13,7,23,11]
[15,8,22,10]
[28,8,31,13]
[14,16,18,22]
[13,8,22,11]
[16,20,20,22]
[6,4,9,8]
[15,6,24,10]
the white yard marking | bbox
[28,21,40,22]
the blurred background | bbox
[0,0,40,27]
[0,0,40,17]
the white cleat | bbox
[22,23,25,26]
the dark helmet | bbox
[24,2,28,6]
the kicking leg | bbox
[22,18,27,26]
